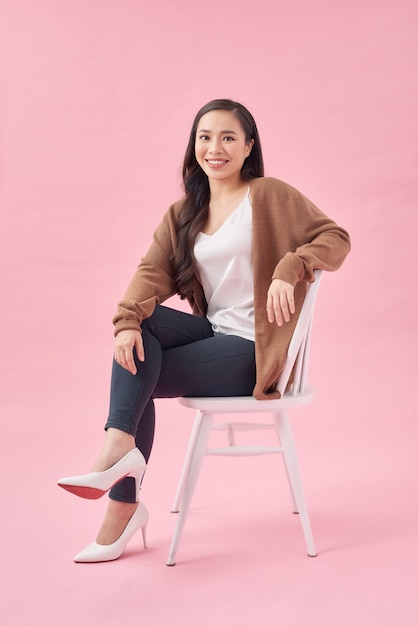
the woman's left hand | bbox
[266,279,295,326]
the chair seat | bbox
[178,385,315,413]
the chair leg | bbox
[167,411,213,566]
[274,412,317,557]
[171,410,204,513]
[276,414,299,515]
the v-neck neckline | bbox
[200,187,250,238]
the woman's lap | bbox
[155,333,256,398]
[144,304,256,397]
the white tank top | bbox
[194,190,255,341]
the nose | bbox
[208,137,222,153]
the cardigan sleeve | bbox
[271,187,351,285]
[112,204,180,335]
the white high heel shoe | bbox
[73,502,149,563]
[58,448,146,500]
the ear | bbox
[246,138,255,157]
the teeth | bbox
[208,160,227,164]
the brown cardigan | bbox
[113,177,351,399]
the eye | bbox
[223,136,235,141]
[198,135,209,141]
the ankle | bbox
[95,501,138,545]
[91,430,136,473]
[108,499,138,519]
[106,428,136,449]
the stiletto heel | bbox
[132,465,144,503]
[141,522,148,549]
[73,502,149,563]
[58,448,146,499]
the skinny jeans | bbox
[106,305,256,502]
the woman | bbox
[58,99,350,562]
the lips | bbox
[206,159,229,166]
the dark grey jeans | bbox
[106,305,256,502]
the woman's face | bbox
[194,110,253,185]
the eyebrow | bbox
[197,129,238,135]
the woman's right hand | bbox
[114,329,144,375]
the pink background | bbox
[1,1,417,624]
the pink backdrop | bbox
[1,1,417,625]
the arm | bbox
[112,203,181,372]
[112,203,180,336]
[266,186,350,326]
[271,191,351,286]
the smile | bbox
[206,159,228,166]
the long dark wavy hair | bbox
[173,99,264,299]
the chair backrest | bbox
[276,270,323,397]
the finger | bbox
[267,291,283,324]
[279,292,291,323]
[272,294,284,326]
[268,281,285,326]
[135,336,145,362]
[267,288,284,326]
[287,289,295,315]
[114,348,124,368]
[266,293,275,324]
[115,346,137,375]
[124,347,137,375]
[274,304,284,326]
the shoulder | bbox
[147,196,187,249]
[157,195,186,229]
[249,176,304,205]
[167,195,186,217]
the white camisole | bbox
[194,190,255,341]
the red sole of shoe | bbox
[58,484,106,499]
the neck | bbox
[208,177,247,204]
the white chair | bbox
[167,270,323,566]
